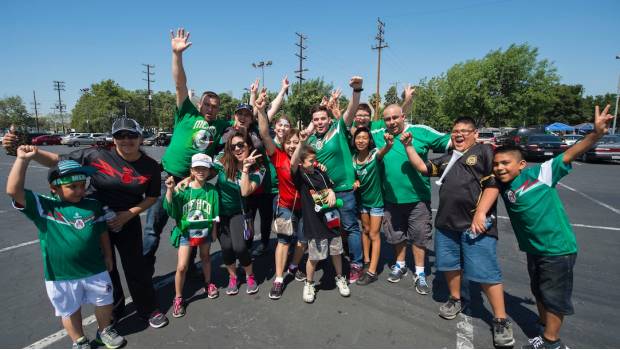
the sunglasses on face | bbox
[232,142,247,150]
[114,132,140,140]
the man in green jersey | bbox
[372,104,451,294]
[143,28,230,276]
[493,105,613,349]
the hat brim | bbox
[191,161,213,168]
[112,128,141,136]
[48,165,97,183]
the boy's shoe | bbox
[335,275,351,297]
[226,276,239,295]
[72,336,91,349]
[387,264,408,283]
[95,325,126,349]
[206,283,219,299]
[413,272,431,295]
[148,311,169,328]
[246,274,259,294]
[302,281,316,303]
[439,296,463,320]
[294,269,307,282]
[172,297,185,318]
[493,318,515,348]
[348,264,363,284]
[356,271,378,286]
[268,281,284,300]
[523,335,566,349]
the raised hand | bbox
[320,96,329,107]
[250,78,260,94]
[254,89,267,112]
[281,75,290,93]
[165,176,176,189]
[16,145,38,160]
[403,84,416,101]
[349,76,363,90]
[242,149,262,171]
[399,132,413,146]
[594,104,614,135]
[384,133,395,147]
[170,28,192,53]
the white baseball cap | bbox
[191,153,213,168]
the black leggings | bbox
[219,214,252,267]
[248,192,275,246]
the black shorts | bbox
[526,253,577,316]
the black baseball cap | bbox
[234,103,253,114]
[112,118,143,136]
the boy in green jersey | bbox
[493,105,614,349]
[6,147,125,349]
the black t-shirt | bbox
[293,168,340,240]
[426,143,498,236]
[61,147,161,211]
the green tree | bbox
[0,96,32,129]
[218,92,241,121]
[384,86,401,106]
[546,84,583,125]
[410,77,451,131]
[71,80,131,132]
[285,78,334,126]
[581,93,616,123]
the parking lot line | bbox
[558,182,620,215]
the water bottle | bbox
[103,206,121,233]
[465,214,495,240]
[320,198,344,211]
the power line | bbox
[31,90,41,132]
[53,81,66,134]
[371,18,388,119]
[142,64,155,122]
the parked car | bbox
[477,131,496,148]
[26,132,51,143]
[31,134,62,145]
[151,132,173,146]
[496,128,539,146]
[61,134,98,147]
[519,134,568,160]
[580,135,620,163]
[562,134,583,146]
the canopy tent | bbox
[545,122,574,132]
[573,122,594,132]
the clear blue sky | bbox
[2,0,618,115]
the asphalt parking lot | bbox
[0,145,619,348]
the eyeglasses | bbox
[355,114,370,118]
[232,142,247,150]
[114,131,140,140]
[451,129,475,136]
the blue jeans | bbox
[336,190,363,266]
[142,177,170,277]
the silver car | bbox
[61,134,98,147]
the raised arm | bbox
[401,84,416,116]
[171,28,192,108]
[250,79,259,116]
[563,104,614,164]
[342,76,363,127]
[268,76,289,121]
[6,145,38,206]
[290,130,310,174]
[240,150,262,196]
[255,90,277,156]
[400,132,429,175]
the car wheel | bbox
[73,141,80,147]
[580,153,589,163]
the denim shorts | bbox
[179,229,213,247]
[359,206,384,217]
[434,228,502,284]
[527,253,576,315]
[273,206,306,245]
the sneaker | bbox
[413,272,431,295]
[387,264,408,283]
[72,336,91,349]
[294,268,307,282]
[207,282,219,299]
[302,281,316,303]
[226,276,239,295]
[348,264,363,283]
[335,275,351,297]
[95,325,125,349]
[493,318,515,348]
[438,296,463,320]
[172,297,185,318]
[246,274,259,294]
[356,271,378,286]
[148,311,169,328]
[523,335,566,349]
[269,281,283,300]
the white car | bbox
[562,134,583,146]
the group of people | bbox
[4,27,615,349]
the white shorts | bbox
[45,271,114,318]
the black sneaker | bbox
[289,267,307,282]
[268,281,284,300]
[147,311,169,328]
[523,335,567,349]
[356,271,378,285]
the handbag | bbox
[271,193,297,236]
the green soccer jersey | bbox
[164,183,220,245]
[16,190,107,281]
[162,97,230,178]
[353,148,384,208]
[500,154,577,256]
[213,153,265,216]
[372,124,451,204]
[307,118,356,192]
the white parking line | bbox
[0,239,38,253]
[456,313,474,349]
[558,182,620,215]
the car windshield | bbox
[478,132,494,138]
[598,136,620,144]
[529,135,562,142]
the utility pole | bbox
[143,64,155,124]
[53,81,66,134]
[371,18,388,120]
[119,100,129,118]
[295,32,308,127]
[31,90,41,132]
[613,55,619,134]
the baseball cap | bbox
[48,160,96,185]
[112,118,143,136]
[191,153,213,168]
[234,103,253,114]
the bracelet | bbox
[353,88,363,92]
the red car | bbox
[31,134,62,145]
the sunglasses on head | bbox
[232,142,247,150]
[114,131,140,140]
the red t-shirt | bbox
[270,147,301,210]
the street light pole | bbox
[613,55,620,134]
[252,60,272,88]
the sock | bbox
[396,261,406,269]
[275,276,284,283]
[367,270,376,276]
[415,266,425,276]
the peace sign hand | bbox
[242,149,262,171]
[403,84,416,101]
[254,89,267,112]
[170,28,192,53]
[594,104,614,136]
[250,79,260,93]
[281,75,290,93]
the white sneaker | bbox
[302,281,316,303]
[335,275,351,297]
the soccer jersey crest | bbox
[506,190,516,203]
[466,155,477,166]
[193,129,213,150]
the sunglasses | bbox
[114,131,140,140]
[232,142,247,150]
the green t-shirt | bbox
[307,118,356,192]
[164,183,220,246]
[162,97,231,178]
[372,124,450,204]
[16,190,107,281]
[353,148,384,208]
[500,154,577,256]
[213,154,265,216]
